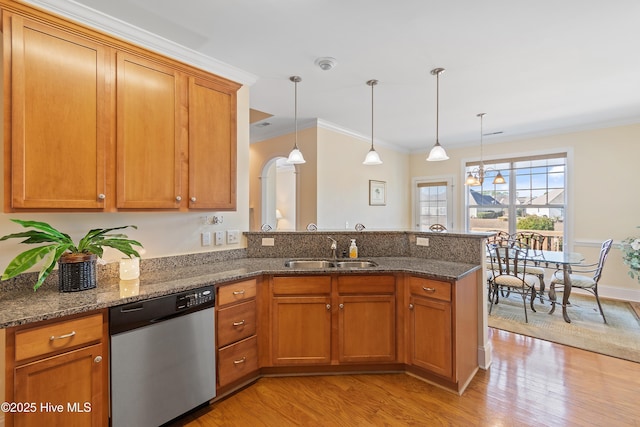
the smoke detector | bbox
[315,57,337,71]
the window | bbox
[466,154,566,249]
[415,180,452,231]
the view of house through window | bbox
[415,180,451,231]
[466,154,567,250]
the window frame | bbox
[463,150,573,251]
[412,175,456,231]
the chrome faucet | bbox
[327,236,337,259]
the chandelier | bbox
[465,113,505,186]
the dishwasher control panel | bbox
[176,286,214,310]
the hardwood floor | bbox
[171,328,640,426]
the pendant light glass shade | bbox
[363,79,382,165]
[426,68,449,162]
[286,76,306,164]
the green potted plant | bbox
[0,219,143,292]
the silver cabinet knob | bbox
[326,304,331,310]
[175,196,182,202]
[94,356,102,364]
[98,193,106,200]
[339,303,344,309]
[190,197,196,202]
[409,304,414,310]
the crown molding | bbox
[22,0,258,86]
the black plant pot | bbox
[58,253,97,292]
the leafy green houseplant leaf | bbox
[1,219,143,291]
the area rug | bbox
[488,292,640,363]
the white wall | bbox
[316,127,411,230]
[0,86,251,270]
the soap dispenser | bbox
[349,239,358,258]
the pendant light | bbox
[286,76,306,164]
[363,79,383,165]
[465,113,506,186]
[426,67,450,161]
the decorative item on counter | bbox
[261,224,273,232]
[306,223,318,231]
[0,219,142,292]
[355,223,366,231]
[119,257,140,280]
[349,239,358,258]
[119,278,140,298]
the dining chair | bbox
[512,231,549,303]
[549,239,613,323]
[485,231,510,300]
[429,223,447,232]
[487,238,539,322]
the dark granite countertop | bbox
[0,257,479,328]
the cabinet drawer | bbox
[218,279,257,306]
[14,313,103,362]
[272,276,331,295]
[218,336,258,387]
[337,275,395,294]
[217,299,256,348]
[409,277,451,302]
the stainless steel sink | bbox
[284,260,336,268]
[335,261,378,268]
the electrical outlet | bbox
[416,237,430,247]
[227,229,240,244]
[262,237,275,246]
[201,232,212,246]
[214,231,225,246]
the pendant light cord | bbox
[294,78,299,149]
[435,71,440,144]
[371,80,375,149]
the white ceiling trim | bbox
[23,0,258,86]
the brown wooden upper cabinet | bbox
[4,14,110,210]
[116,52,184,209]
[2,7,241,212]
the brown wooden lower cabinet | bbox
[4,310,108,427]
[267,274,397,366]
[406,273,479,393]
[270,276,332,365]
[216,279,260,392]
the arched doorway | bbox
[261,157,297,230]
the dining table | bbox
[524,249,585,323]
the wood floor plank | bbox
[171,328,640,426]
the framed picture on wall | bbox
[369,180,386,206]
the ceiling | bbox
[35,0,640,153]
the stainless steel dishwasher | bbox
[110,286,216,427]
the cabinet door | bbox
[188,77,237,210]
[338,295,396,363]
[408,296,452,379]
[271,296,331,365]
[116,52,185,209]
[6,14,109,209]
[12,343,105,427]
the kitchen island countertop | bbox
[0,256,480,328]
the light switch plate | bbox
[227,229,240,244]
[201,232,211,246]
[214,231,225,246]
[416,237,429,246]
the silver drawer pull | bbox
[422,287,436,292]
[233,320,245,326]
[233,357,246,365]
[232,289,245,295]
[50,331,76,341]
